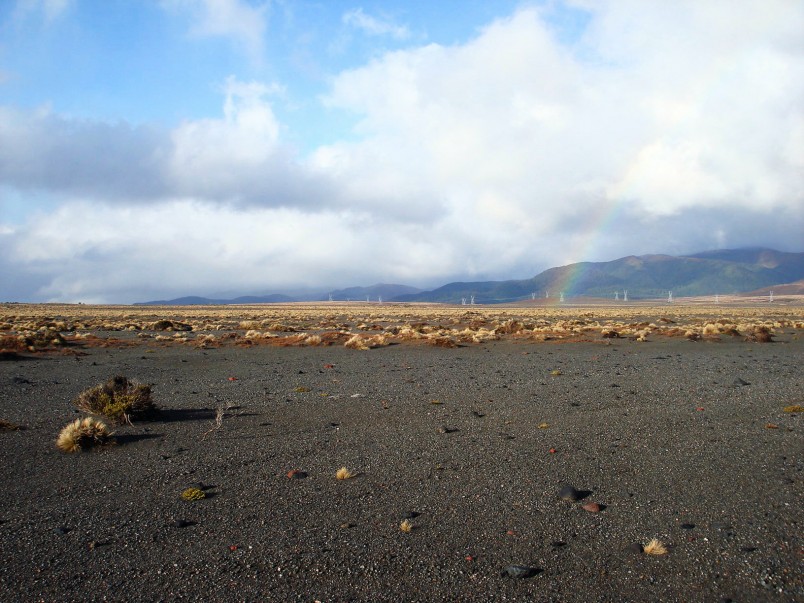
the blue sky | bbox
[0,0,802,303]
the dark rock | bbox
[680,523,695,530]
[502,565,540,579]
[287,469,308,479]
[53,526,70,535]
[174,519,195,528]
[559,485,579,501]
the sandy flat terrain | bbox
[0,305,802,602]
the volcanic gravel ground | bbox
[0,336,802,602]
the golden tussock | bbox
[336,466,354,480]
[56,417,113,453]
[644,538,668,556]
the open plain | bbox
[0,302,802,602]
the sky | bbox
[0,0,802,303]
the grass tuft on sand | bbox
[73,375,157,424]
[56,417,113,453]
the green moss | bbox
[181,487,206,501]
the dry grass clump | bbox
[745,326,774,343]
[73,376,157,424]
[56,417,113,452]
[427,335,458,348]
[150,319,192,332]
[643,538,668,556]
[336,467,354,480]
[783,405,803,413]
[0,334,27,353]
[344,334,388,350]
[400,519,413,533]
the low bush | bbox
[73,375,157,424]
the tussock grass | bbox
[400,519,413,533]
[644,538,668,556]
[73,376,157,425]
[56,417,113,453]
[336,467,354,480]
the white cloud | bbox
[342,8,410,40]
[164,0,269,63]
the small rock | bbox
[680,523,695,530]
[551,541,567,548]
[502,565,540,579]
[559,485,579,501]
[733,377,750,387]
[174,519,195,528]
[286,469,308,479]
[438,426,458,434]
[581,502,602,513]
[339,522,355,529]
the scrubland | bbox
[1,300,802,355]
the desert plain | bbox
[0,300,802,602]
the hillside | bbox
[393,248,804,303]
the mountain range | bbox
[136,248,804,305]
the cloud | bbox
[342,8,410,40]
[0,79,333,209]
[163,0,269,63]
[1,2,802,302]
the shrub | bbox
[56,417,113,453]
[73,376,157,424]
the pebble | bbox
[286,469,308,479]
[438,426,459,434]
[502,565,540,579]
[559,485,579,501]
[581,502,601,513]
[733,377,750,387]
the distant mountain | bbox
[134,249,803,306]
[739,279,804,297]
[135,294,295,306]
[392,248,804,303]
[135,284,422,305]
[325,283,422,301]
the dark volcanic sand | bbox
[0,336,802,602]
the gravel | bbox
[0,335,802,602]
